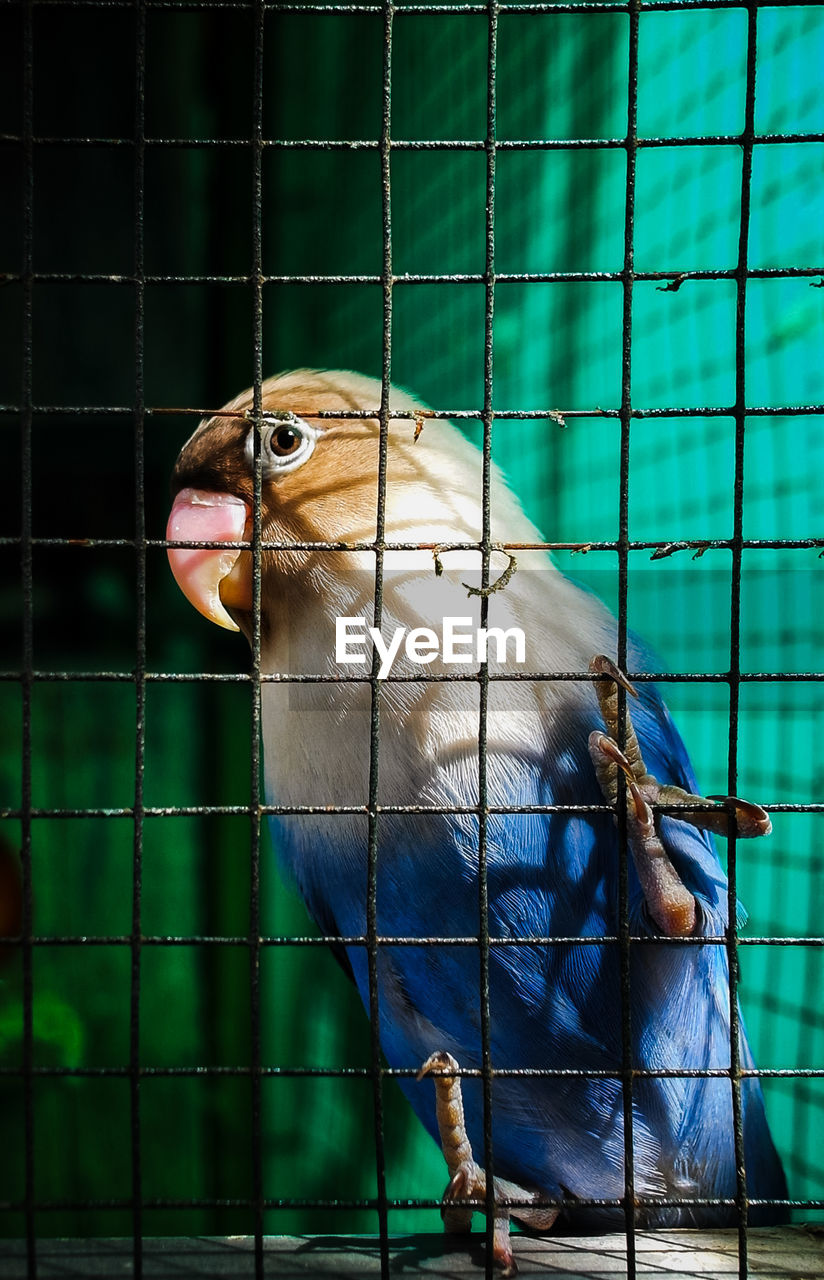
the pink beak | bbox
[167,488,250,631]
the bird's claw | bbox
[590,653,639,700]
[588,655,771,937]
[417,1049,459,1082]
[590,732,634,778]
[706,795,772,838]
[419,1051,558,1275]
[441,1162,482,1235]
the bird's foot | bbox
[417,1051,558,1277]
[588,655,771,937]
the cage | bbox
[0,1,822,1278]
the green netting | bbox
[0,0,822,1244]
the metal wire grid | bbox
[2,1,823,1279]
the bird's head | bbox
[167,370,392,634]
[167,368,511,641]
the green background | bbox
[0,0,822,1242]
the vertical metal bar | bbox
[479,4,498,1276]
[250,1,267,1274]
[131,3,148,1275]
[729,6,760,1277]
[365,3,394,1273]
[618,3,640,1274]
[20,1,36,1275]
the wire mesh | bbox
[1,2,823,1280]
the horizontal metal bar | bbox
[2,403,823,422]
[2,801,822,820]
[4,266,824,287]
[3,131,823,153]
[1,933,821,948]
[1,1195,817,1216]
[0,1062,821,1080]
[1,668,823,686]
[2,533,824,555]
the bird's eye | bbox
[244,413,318,476]
[270,426,301,457]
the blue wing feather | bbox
[270,663,787,1227]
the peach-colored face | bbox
[166,371,398,633]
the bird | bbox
[167,369,787,1274]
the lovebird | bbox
[167,369,787,1273]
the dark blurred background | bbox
[0,0,822,1243]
